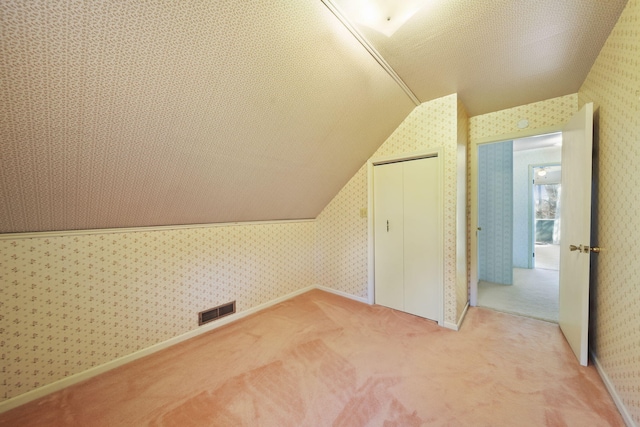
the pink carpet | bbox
[0,289,624,426]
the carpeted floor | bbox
[478,267,559,323]
[0,289,623,426]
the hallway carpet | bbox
[478,267,559,323]
[0,290,623,426]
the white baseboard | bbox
[0,285,315,414]
[314,285,369,304]
[444,301,470,331]
[591,350,637,427]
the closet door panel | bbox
[403,157,441,320]
[374,162,404,311]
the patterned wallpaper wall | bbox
[478,141,513,285]
[316,94,465,326]
[578,0,640,423]
[469,94,578,142]
[314,164,369,299]
[468,94,579,295]
[0,221,315,401]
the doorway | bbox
[531,163,561,270]
[476,133,562,322]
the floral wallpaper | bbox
[469,94,578,142]
[579,0,640,423]
[467,94,579,298]
[315,165,369,300]
[3,3,639,416]
[0,221,315,401]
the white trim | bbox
[315,285,369,304]
[444,302,470,331]
[0,219,315,241]
[469,125,564,308]
[367,162,375,305]
[320,0,420,106]
[443,322,457,330]
[368,148,445,327]
[369,150,439,166]
[0,285,315,414]
[591,351,637,427]
[528,164,535,269]
[472,125,563,145]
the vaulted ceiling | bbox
[0,0,627,233]
[331,0,628,115]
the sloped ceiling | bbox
[0,1,415,233]
[332,0,628,116]
[0,0,628,233]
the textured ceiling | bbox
[334,0,628,116]
[0,1,415,232]
[0,0,628,233]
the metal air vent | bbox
[198,301,236,326]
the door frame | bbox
[367,148,444,326]
[528,162,562,269]
[469,125,563,306]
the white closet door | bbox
[374,162,404,311]
[403,157,440,320]
[374,156,441,321]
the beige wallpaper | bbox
[314,165,369,299]
[0,222,315,401]
[316,94,465,325]
[467,94,579,296]
[469,93,578,142]
[579,0,640,423]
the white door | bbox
[558,102,594,366]
[403,157,440,319]
[374,162,404,312]
[374,156,441,321]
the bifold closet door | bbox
[373,162,404,312]
[403,157,440,319]
[374,156,441,321]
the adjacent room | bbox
[1,0,639,425]
[477,133,562,323]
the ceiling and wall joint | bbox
[321,0,421,106]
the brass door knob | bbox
[570,244,602,253]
